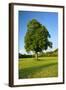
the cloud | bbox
[19,49,27,54]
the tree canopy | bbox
[24,19,52,59]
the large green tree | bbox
[24,19,52,60]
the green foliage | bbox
[19,53,34,58]
[24,19,52,54]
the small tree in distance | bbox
[24,19,52,60]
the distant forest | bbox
[19,49,58,58]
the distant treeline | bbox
[19,49,58,58]
[19,53,34,58]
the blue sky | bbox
[18,11,58,54]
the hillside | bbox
[39,48,58,57]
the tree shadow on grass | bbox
[19,62,57,79]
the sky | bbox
[18,11,58,54]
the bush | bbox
[19,53,34,58]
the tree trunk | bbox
[35,52,38,60]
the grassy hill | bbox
[39,48,58,57]
[19,57,58,79]
[19,49,58,79]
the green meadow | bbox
[19,57,58,79]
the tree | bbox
[24,19,52,60]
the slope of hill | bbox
[39,48,58,57]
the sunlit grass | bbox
[19,57,58,79]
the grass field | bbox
[19,57,58,79]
